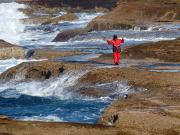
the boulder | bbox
[0,61,64,81]
[87,19,133,31]
[53,28,88,42]
[0,61,89,82]
[0,40,24,60]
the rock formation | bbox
[0,40,24,60]
[0,61,64,81]
[0,61,89,82]
[122,38,180,62]
[86,0,180,31]
[27,0,118,10]
[26,49,85,59]
[53,28,88,42]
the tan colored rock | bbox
[0,115,9,120]
[122,38,180,62]
[86,0,180,31]
[26,49,86,59]
[81,66,180,135]
[92,38,180,63]
[0,118,126,135]
[0,40,24,60]
[0,61,89,82]
[0,61,64,81]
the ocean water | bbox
[0,71,138,123]
[0,2,179,123]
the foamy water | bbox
[0,2,27,44]
[0,70,139,123]
[0,2,179,123]
[0,58,47,74]
[0,71,86,99]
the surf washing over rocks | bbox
[0,70,142,123]
[0,1,179,124]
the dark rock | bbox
[31,0,118,10]
[53,28,88,42]
[25,49,35,59]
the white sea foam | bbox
[0,71,86,99]
[124,37,176,42]
[20,115,63,122]
[0,2,27,44]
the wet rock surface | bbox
[0,61,63,81]
[86,0,180,31]
[53,28,88,42]
[0,118,125,135]
[0,40,24,60]
[0,61,89,82]
[77,66,180,134]
[99,71,180,134]
[26,49,85,59]
[92,38,180,63]
[122,38,180,62]
[1,1,180,134]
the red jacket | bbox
[107,38,124,52]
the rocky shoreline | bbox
[0,40,24,60]
[0,38,180,134]
[0,0,180,135]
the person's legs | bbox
[117,52,121,64]
[113,52,117,64]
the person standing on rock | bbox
[107,35,124,65]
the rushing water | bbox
[0,2,179,123]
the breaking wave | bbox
[0,2,27,44]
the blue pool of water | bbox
[0,95,109,123]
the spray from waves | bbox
[0,2,27,44]
[0,69,145,101]
[0,71,87,99]
[71,12,104,26]
[0,58,47,74]
[81,81,146,101]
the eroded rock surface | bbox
[25,0,118,10]
[86,0,180,31]
[0,61,89,82]
[122,38,180,62]
[0,40,24,60]
[53,28,88,42]
[0,61,64,81]
[26,49,85,59]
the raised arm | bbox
[121,37,124,44]
[107,40,113,45]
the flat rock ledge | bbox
[0,40,24,60]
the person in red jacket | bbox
[107,35,124,65]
